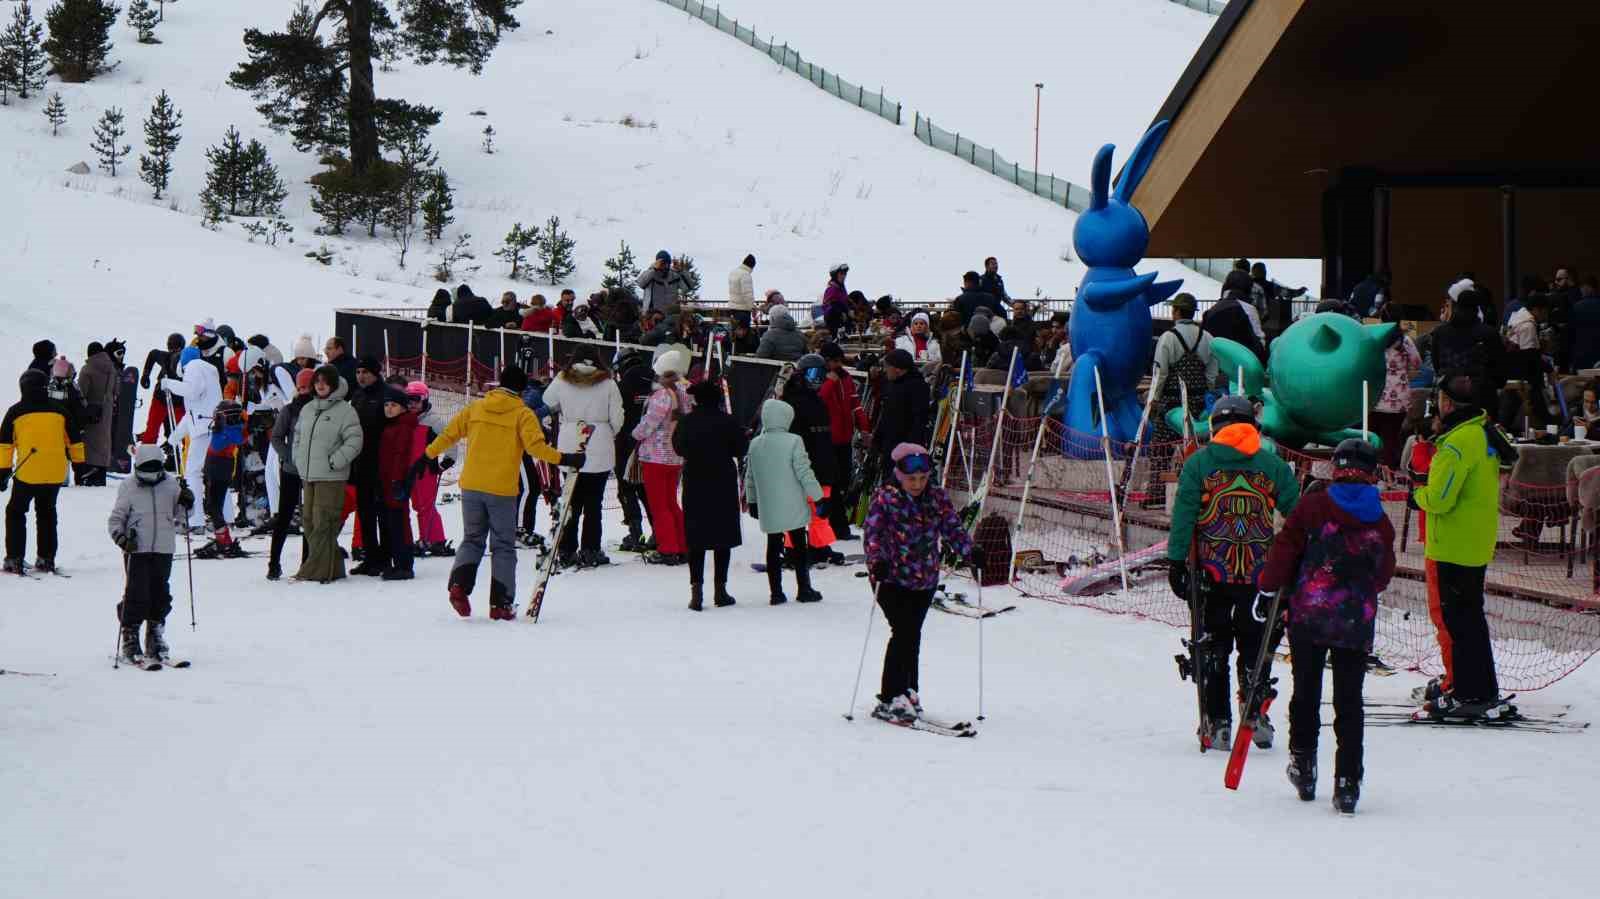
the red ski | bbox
[1224,589,1285,790]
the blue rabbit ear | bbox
[1089,144,1114,213]
[1112,120,1171,205]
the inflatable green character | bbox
[1165,313,1393,450]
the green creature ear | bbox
[1309,322,1343,354]
[1364,322,1397,346]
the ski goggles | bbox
[895,453,933,475]
[803,366,826,387]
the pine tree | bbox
[493,222,536,280]
[42,0,119,83]
[90,105,129,175]
[229,1,519,177]
[481,123,495,154]
[420,169,454,244]
[534,216,576,285]
[1,1,50,103]
[43,91,67,134]
[241,138,288,216]
[138,88,180,199]
[125,0,157,44]
[382,121,433,268]
[198,125,247,224]
[673,254,702,300]
[600,240,640,298]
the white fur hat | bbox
[653,349,688,378]
[1447,278,1475,303]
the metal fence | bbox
[915,112,1092,212]
[1167,0,1226,14]
[658,0,902,126]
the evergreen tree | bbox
[534,216,576,285]
[90,105,129,175]
[432,232,477,283]
[198,125,248,225]
[1,1,50,103]
[42,0,119,83]
[229,1,520,177]
[138,88,180,199]
[600,240,640,298]
[43,91,67,134]
[382,120,433,268]
[125,0,157,44]
[480,123,494,154]
[493,222,536,280]
[420,169,453,244]
[241,138,288,216]
[673,254,702,300]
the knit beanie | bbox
[291,334,316,360]
[294,368,316,392]
[653,349,688,378]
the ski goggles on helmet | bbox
[895,453,933,475]
[803,366,826,387]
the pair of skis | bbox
[525,424,595,622]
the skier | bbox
[265,368,314,580]
[672,378,748,611]
[404,382,455,557]
[290,366,365,583]
[1411,371,1511,719]
[542,347,625,569]
[139,333,187,445]
[108,444,194,664]
[744,399,825,604]
[515,365,554,549]
[347,357,389,576]
[162,345,222,530]
[192,398,248,559]
[1165,395,1300,750]
[632,350,692,566]
[863,443,982,724]
[1257,438,1395,814]
[2,369,86,574]
[420,364,583,619]
[817,342,871,541]
[613,350,656,552]
[375,385,418,580]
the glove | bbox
[177,483,195,510]
[438,456,455,472]
[559,452,587,469]
[0,470,10,493]
[1168,563,1190,600]
[747,502,759,520]
[968,544,987,580]
[115,529,138,552]
[871,561,893,583]
[391,482,411,504]
[813,497,829,519]
[140,375,151,389]
[409,457,429,483]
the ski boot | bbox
[1419,692,1517,721]
[557,550,579,570]
[266,560,283,581]
[381,568,414,581]
[193,540,223,560]
[712,584,736,608]
[769,590,789,606]
[144,621,170,663]
[688,583,704,612]
[2,558,24,575]
[218,540,248,560]
[870,693,918,726]
[1286,751,1316,801]
[618,529,647,553]
[117,626,144,665]
[1241,701,1275,749]
[33,558,57,574]
[350,559,385,576]
[1331,776,1360,815]
[906,689,925,718]
[429,541,456,558]
[448,584,471,618]
[1205,719,1233,752]
[1409,676,1446,705]
[578,549,611,568]
[796,588,824,603]
[488,602,516,621]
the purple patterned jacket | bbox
[864,483,974,591]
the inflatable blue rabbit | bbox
[1064,120,1182,446]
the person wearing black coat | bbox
[346,357,390,575]
[873,349,930,472]
[30,339,57,375]
[1201,273,1266,363]
[613,352,656,549]
[780,363,839,488]
[986,328,1043,373]
[451,284,494,325]
[955,271,1008,325]
[672,379,748,610]
[427,289,452,322]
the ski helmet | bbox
[18,368,47,395]
[404,381,430,401]
[1209,394,1257,431]
[1332,437,1379,479]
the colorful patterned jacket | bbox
[1258,484,1396,651]
[1166,423,1301,587]
[632,382,691,466]
[864,482,974,591]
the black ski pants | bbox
[558,471,609,555]
[615,434,649,533]
[378,503,414,575]
[201,454,234,534]
[5,482,59,563]
[1200,582,1270,721]
[353,469,386,568]
[1287,636,1365,781]
[829,443,855,535]
[688,548,731,586]
[766,530,812,596]
[877,583,936,701]
[1435,561,1498,701]
[119,553,174,626]
[268,470,303,568]
[518,454,544,533]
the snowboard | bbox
[113,366,139,474]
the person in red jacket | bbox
[817,342,871,540]
[520,294,558,334]
[376,385,419,580]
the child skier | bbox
[376,385,419,580]
[863,443,982,724]
[1257,438,1395,814]
[405,382,454,557]
[193,398,248,559]
[1166,395,1300,750]
[108,444,195,664]
[744,399,825,604]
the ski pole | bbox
[975,567,986,722]
[114,551,129,669]
[843,580,884,721]
[166,400,196,630]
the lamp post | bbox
[1034,83,1044,172]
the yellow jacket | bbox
[425,388,560,497]
[1,393,86,486]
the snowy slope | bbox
[0,0,1216,385]
[3,492,1596,898]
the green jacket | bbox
[1166,429,1300,586]
[743,400,824,534]
[1413,410,1500,567]
[291,378,365,484]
